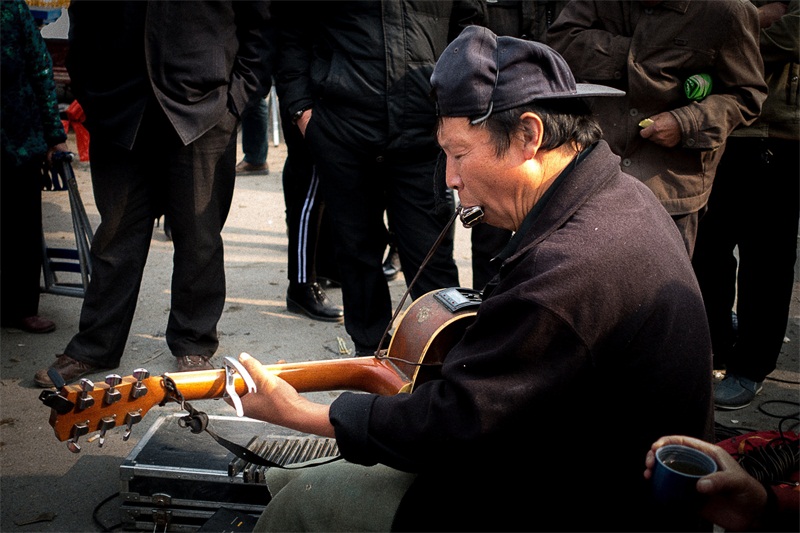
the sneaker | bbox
[714,373,763,410]
[34,354,113,388]
[235,160,269,175]
[176,355,215,372]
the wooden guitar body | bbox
[41,288,480,445]
[387,288,480,391]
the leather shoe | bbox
[176,355,214,372]
[287,282,344,323]
[317,276,341,289]
[17,315,56,334]
[235,160,269,175]
[34,354,113,388]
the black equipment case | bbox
[119,414,338,532]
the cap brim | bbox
[573,83,625,98]
[526,83,625,103]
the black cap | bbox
[431,26,624,124]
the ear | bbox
[519,112,543,160]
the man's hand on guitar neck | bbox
[227,352,336,438]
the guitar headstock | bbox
[41,365,240,452]
[40,368,167,451]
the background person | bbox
[34,0,274,387]
[274,0,480,356]
[235,93,271,175]
[547,0,768,257]
[691,0,800,410]
[1,0,69,335]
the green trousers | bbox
[256,460,417,532]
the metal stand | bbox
[41,152,93,298]
[269,85,280,147]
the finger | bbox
[239,351,283,393]
[643,450,656,479]
[695,470,739,495]
[645,449,656,469]
[238,352,262,374]
[652,434,703,451]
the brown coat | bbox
[548,0,768,215]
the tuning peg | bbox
[77,378,95,410]
[38,389,75,414]
[67,421,89,453]
[123,410,142,441]
[104,374,122,405]
[131,368,150,399]
[47,367,67,389]
[95,415,117,448]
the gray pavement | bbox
[1,134,798,532]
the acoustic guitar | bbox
[40,288,480,449]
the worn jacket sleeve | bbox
[546,0,631,87]
[669,0,766,150]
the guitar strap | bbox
[162,375,342,470]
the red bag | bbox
[717,430,799,514]
[62,100,90,162]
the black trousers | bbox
[280,106,340,285]
[692,137,799,379]
[65,104,238,367]
[1,159,46,323]
[304,120,460,352]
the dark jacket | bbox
[0,0,67,169]
[331,141,715,531]
[481,0,567,43]
[275,0,484,153]
[66,0,273,149]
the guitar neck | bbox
[47,355,411,442]
[166,356,412,401]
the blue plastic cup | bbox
[653,444,718,507]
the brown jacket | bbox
[548,0,767,215]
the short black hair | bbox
[480,99,602,157]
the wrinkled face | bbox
[437,117,527,231]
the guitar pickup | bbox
[434,287,482,312]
